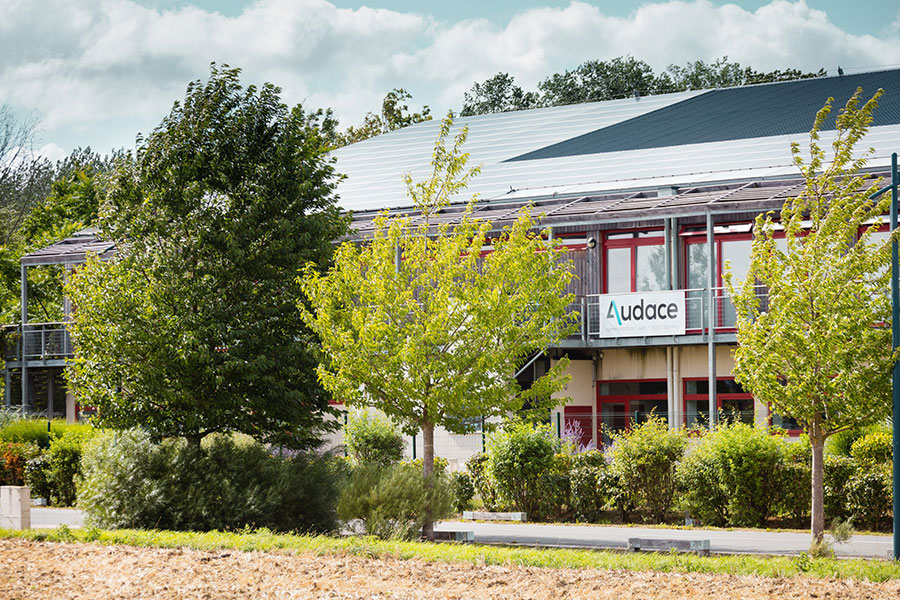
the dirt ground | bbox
[1,538,899,599]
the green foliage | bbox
[849,431,892,468]
[569,449,610,522]
[846,466,893,531]
[343,411,405,467]
[609,416,686,523]
[461,73,540,116]
[779,439,812,522]
[24,454,52,500]
[0,441,40,485]
[486,422,559,518]
[45,427,97,506]
[826,423,890,457]
[450,470,474,513]
[465,452,501,511]
[78,429,343,532]
[66,65,348,448]
[334,88,431,146]
[823,455,856,521]
[0,419,73,449]
[337,463,453,540]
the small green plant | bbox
[487,421,559,518]
[24,454,53,501]
[846,466,892,531]
[343,410,406,468]
[610,416,686,523]
[0,419,75,449]
[0,441,41,485]
[450,471,474,513]
[337,463,452,539]
[849,431,892,468]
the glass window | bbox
[636,244,667,291]
[606,247,631,293]
[720,239,752,286]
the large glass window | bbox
[598,379,667,445]
[683,227,752,329]
[683,378,754,429]
[604,230,666,293]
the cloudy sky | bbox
[3,0,900,161]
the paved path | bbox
[28,509,893,558]
[435,520,893,559]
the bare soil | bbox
[1,538,898,599]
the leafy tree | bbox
[460,73,540,116]
[336,88,431,146]
[667,56,825,90]
[725,88,894,546]
[539,57,675,107]
[67,65,348,448]
[300,115,577,539]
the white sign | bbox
[598,290,686,338]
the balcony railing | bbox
[2,322,72,362]
[567,287,768,340]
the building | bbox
[329,68,900,460]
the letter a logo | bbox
[607,300,623,325]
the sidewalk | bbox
[28,508,893,558]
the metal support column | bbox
[47,369,54,417]
[20,264,28,411]
[3,368,10,408]
[890,152,899,561]
[706,212,717,429]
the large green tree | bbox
[67,65,348,448]
[300,115,577,539]
[726,88,894,546]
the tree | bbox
[666,56,825,90]
[67,65,348,448]
[300,115,577,539]
[539,56,675,107]
[460,73,540,116]
[336,88,431,146]
[725,88,894,546]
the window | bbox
[597,379,667,445]
[682,225,753,329]
[603,230,666,293]
[683,378,754,428]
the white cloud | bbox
[36,143,68,163]
[0,0,898,155]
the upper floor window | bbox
[603,229,666,293]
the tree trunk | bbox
[810,416,826,547]
[422,420,435,542]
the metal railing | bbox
[567,287,769,340]
[2,322,72,362]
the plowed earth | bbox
[1,538,898,599]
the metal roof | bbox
[329,69,900,214]
[20,228,116,267]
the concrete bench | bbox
[628,537,710,556]
[434,530,475,543]
[462,511,526,522]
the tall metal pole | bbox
[20,264,28,411]
[891,152,899,561]
[706,212,717,429]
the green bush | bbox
[826,423,889,457]
[337,463,452,539]
[450,470,474,513]
[0,441,41,485]
[25,454,53,500]
[850,431,892,468]
[676,423,785,527]
[777,437,811,522]
[465,452,502,511]
[0,419,84,449]
[343,411,405,467]
[846,465,892,531]
[570,449,610,522]
[405,456,449,474]
[78,429,343,532]
[823,455,856,521]
[487,422,559,518]
[43,427,98,506]
[538,453,573,522]
[610,416,686,523]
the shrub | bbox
[778,437,811,522]
[846,465,892,531]
[487,422,558,518]
[539,453,573,522]
[465,452,502,511]
[823,455,856,521]
[405,456,449,474]
[337,463,452,539]
[826,423,889,457]
[570,449,609,522]
[343,410,406,467]
[0,419,75,449]
[450,470,474,513]
[850,431,892,468]
[78,429,343,532]
[676,423,785,527]
[0,441,41,485]
[46,428,98,506]
[609,416,686,523]
[25,454,53,500]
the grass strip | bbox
[1,526,898,582]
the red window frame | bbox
[682,377,754,428]
[602,229,664,293]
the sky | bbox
[3,0,900,161]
